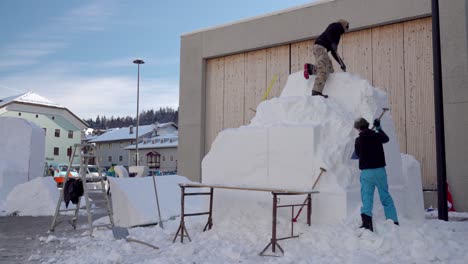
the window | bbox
[119,156,123,162]
[162,156,165,162]
[68,130,73,139]
[67,147,72,157]
[170,155,173,161]
[108,156,112,162]
[18,112,21,116]
[109,143,112,149]
[52,116,55,120]
[99,157,102,162]
[55,129,60,137]
[43,128,47,135]
[35,114,39,118]
[98,144,102,149]
[53,147,59,156]
[120,142,124,148]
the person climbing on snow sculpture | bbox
[353,117,399,232]
[304,19,349,98]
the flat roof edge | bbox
[181,0,335,37]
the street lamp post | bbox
[133,59,145,166]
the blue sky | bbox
[0,0,320,119]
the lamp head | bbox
[133,59,145,64]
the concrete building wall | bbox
[96,140,132,168]
[439,0,468,211]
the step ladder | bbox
[49,143,114,236]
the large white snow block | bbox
[109,175,204,227]
[203,127,268,186]
[5,177,59,216]
[0,117,45,209]
[202,72,411,224]
[401,154,425,223]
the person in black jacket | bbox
[354,117,399,232]
[304,19,349,98]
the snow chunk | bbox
[109,175,204,227]
[5,177,59,216]
[0,117,45,210]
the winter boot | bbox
[311,90,329,98]
[360,213,373,232]
[394,222,399,226]
[304,63,310,79]
[303,63,317,79]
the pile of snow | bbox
[0,117,45,210]
[5,177,59,216]
[202,72,423,225]
[110,175,205,227]
[30,211,468,263]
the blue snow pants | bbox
[360,167,398,222]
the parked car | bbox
[71,164,108,190]
[71,164,106,179]
[53,164,79,187]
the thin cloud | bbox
[0,70,179,119]
[0,1,113,69]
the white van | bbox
[71,164,108,190]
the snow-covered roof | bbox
[90,125,155,142]
[124,134,178,150]
[89,122,177,143]
[0,92,63,109]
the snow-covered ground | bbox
[30,209,468,264]
[3,174,467,263]
[2,175,468,263]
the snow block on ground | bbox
[202,72,422,224]
[0,117,45,210]
[5,177,59,216]
[109,175,204,227]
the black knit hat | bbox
[354,118,369,130]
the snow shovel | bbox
[292,167,327,222]
[351,107,390,160]
[111,226,159,250]
[151,173,164,229]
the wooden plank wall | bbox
[204,17,435,189]
[244,50,267,124]
[403,17,436,188]
[205,58,225,152]
[372,23,406,153]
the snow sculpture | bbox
[202,72,423,224]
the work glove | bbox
[373,119,381,130]
[340,63,347,72]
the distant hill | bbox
[84,107,178,129]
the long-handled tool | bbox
[151,174,164,229]
[351,107,390,159]
[111,226,159,250]
[292,167,327,222]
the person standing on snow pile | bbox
[304,19,349,98]
[354,118,399,232]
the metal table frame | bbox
[172,183,318,256]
